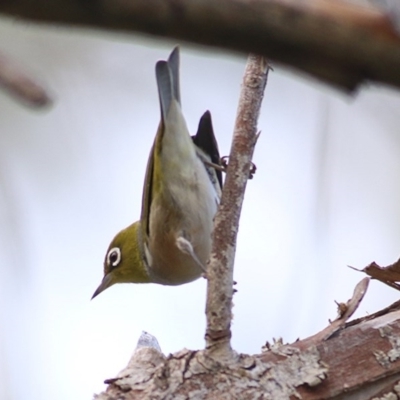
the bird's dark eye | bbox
[107,247,121,268]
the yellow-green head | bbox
[91,222,150,299]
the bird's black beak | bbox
[91,273,113,300]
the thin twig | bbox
[205,55,269,360]
[297,277,370,347]
[0,52,51,108]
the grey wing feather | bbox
[155,61,173,122]
[167,46,181,106]
[155,47,181,122]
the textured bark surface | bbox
[93,301,400,399]
[0,0,400,91]
[205,55,269,359]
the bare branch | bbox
[303,277,370,343]
[0,0,400,91]
[205,55,269,360]
[0,52,51,108]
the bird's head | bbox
[91,221,150,299]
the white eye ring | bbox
[107,247,121,268]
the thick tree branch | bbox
[205,54,269,360]
[0,0,400,91]
[95,283,400,399]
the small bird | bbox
[92,47,222,299]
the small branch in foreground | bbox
[204,55,269,360]
[0,52,51,108]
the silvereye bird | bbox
[92,47,222,299]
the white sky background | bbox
[0,17,400,400]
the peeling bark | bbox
[94,301,400,399]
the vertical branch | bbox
[205,54,270,359]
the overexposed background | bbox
[0,17,400,400]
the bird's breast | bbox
[147,155,218,285]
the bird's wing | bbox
[140,46,182,239]
[192,110,223,190]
